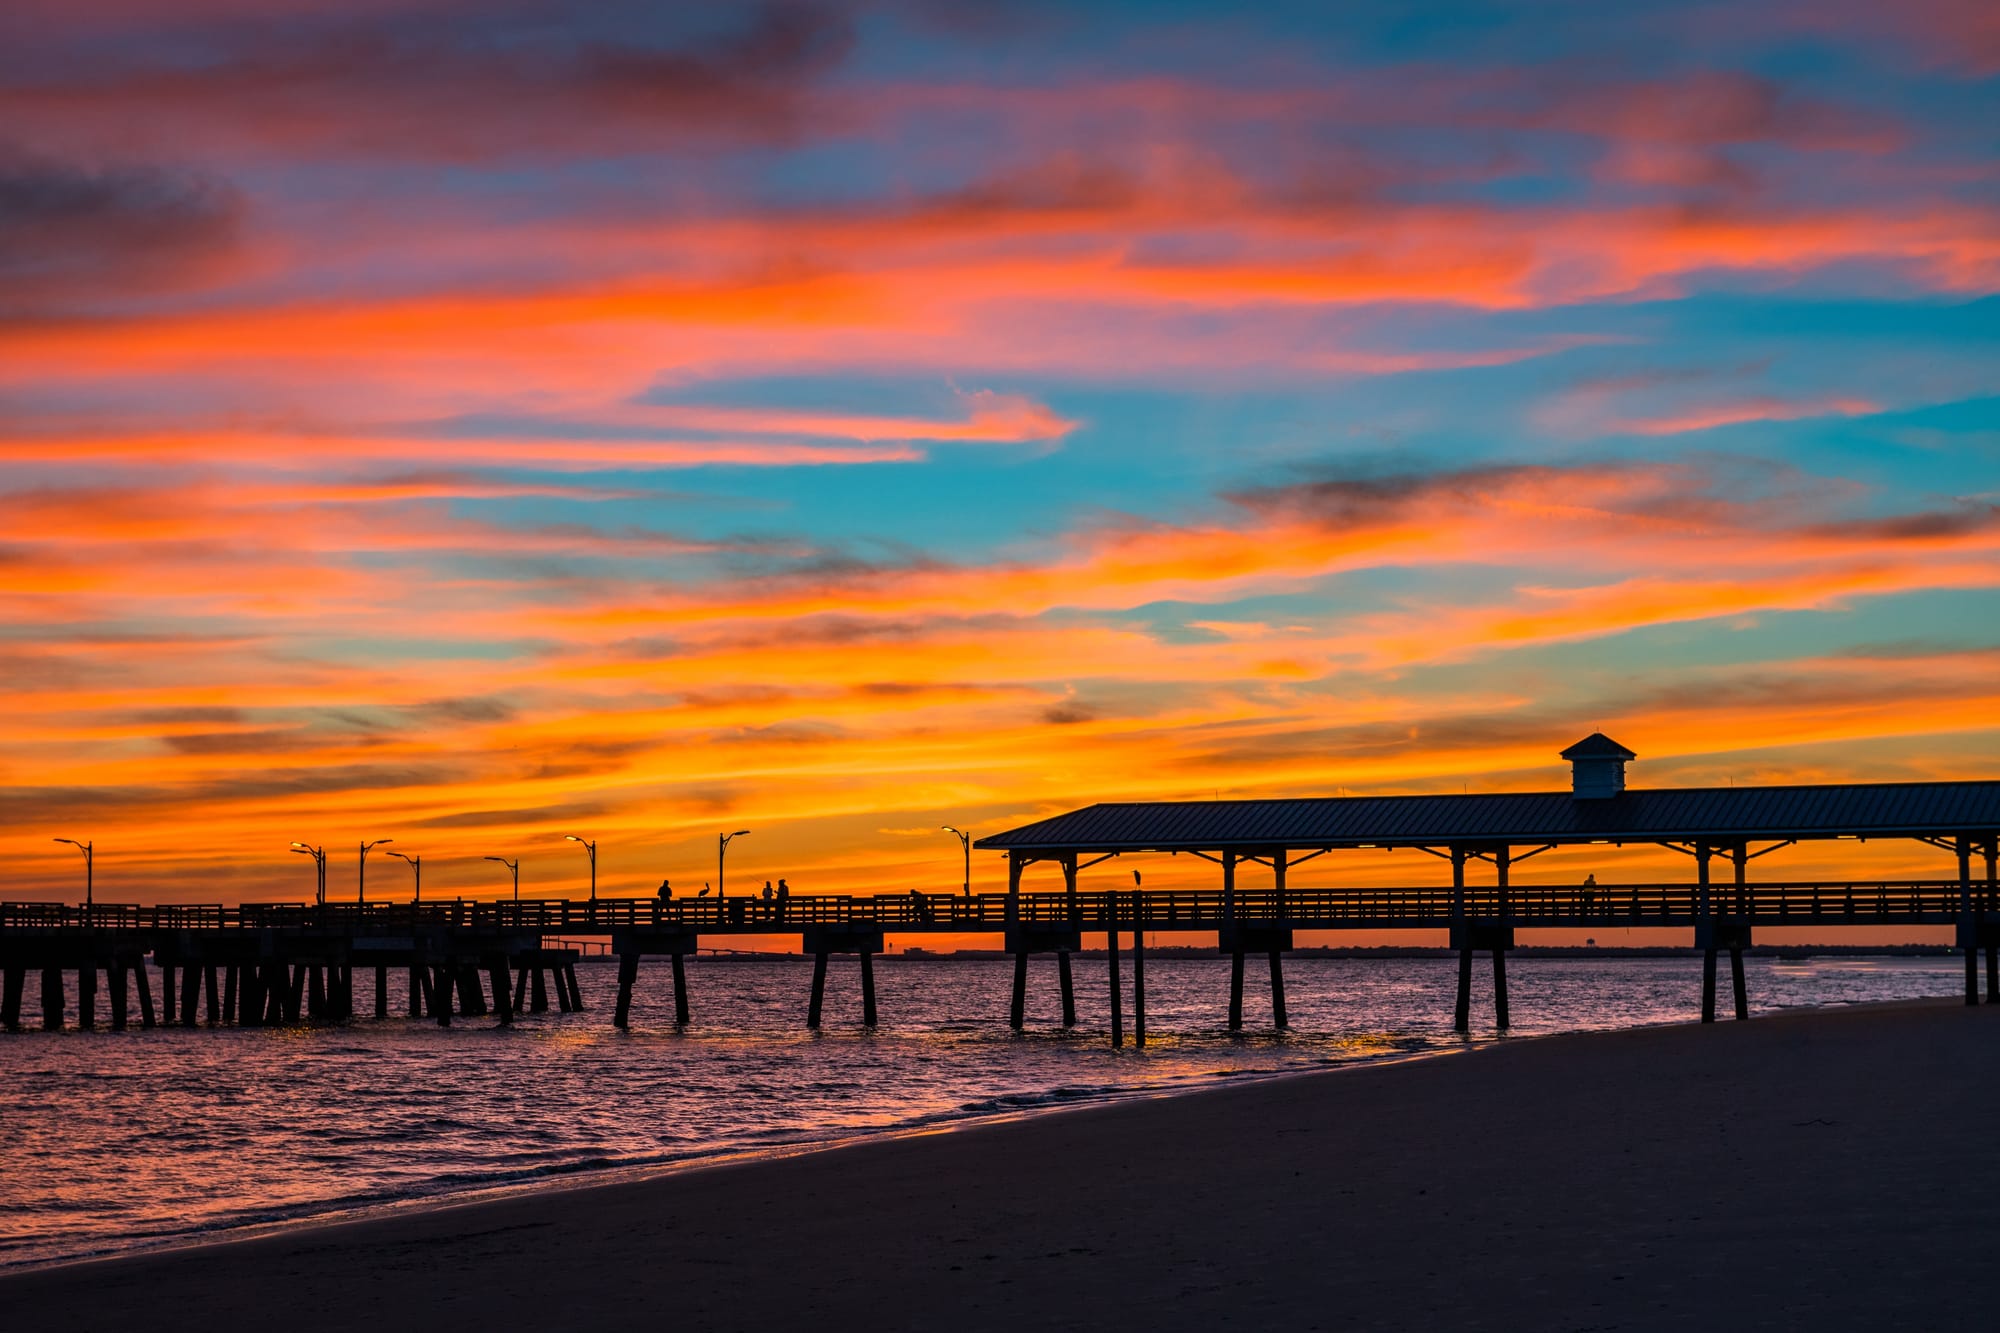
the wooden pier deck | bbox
[5,872,1995,1042]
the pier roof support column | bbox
[1006,853,1024,926]
[1731,843,1750,1021]
[1451,847,1471,1034]
[1984,837,1998,1004]
[1224,851,1242,1031]
[1959,836,1978,1006]
[1131,888,1146,1048]
[1492,846,1511,1032]
[1698,843,1717,1023]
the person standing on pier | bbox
[777,878,791,909]
[655,879,672,923]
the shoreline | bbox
[7,994,1996,1330]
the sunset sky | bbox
[3,0,1997,907]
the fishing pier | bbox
[6,737,1998,1044]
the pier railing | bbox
[1,878,1980,935]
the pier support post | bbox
[512,967,528,1012]
[78,965,97,1030]
[672,953,689,1026]
[807,952,829,1030]
[1730,945,1748,1021]
[41,966,63,1030]
[1493,846,1511,1032]
[612,953,638,1029]
[206,965,221,1025]
[1451,848,1471,1034]
[457,966,486,1016]
[1228,950,1245,1031]
[264,964,285,1025]
[489,964,513,1025]
[1697,842,1717,1024]
[531,968,548,1012]
[223,965,238,1024]
[408,967,425,1018]
[860,949,877,1027]
[1960,837,1979,1006]
[181,964,201,1027]
[1107,915,1124,1049]
[3,965,24,1030]
[1131,892,1146,1049]
[566,964,584,1010]
[1057,951,1076,1027]
[1269,951,1288,1031]
[134,960,155,1028]
[430,967,452,1027]
[1009,951,1028,1031]
[375,967,388,1020]
[110,962,129,1031]
[239,963,262,1028]
[307,965,326,1021]
[161,962,176,1024]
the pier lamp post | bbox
[565,835,597,900]
[718,829,750,900]
[388,850,422,903]
[290,842,327,905]
[941,826,971,897]
[486,855,520,901]
[53,837,93,908]
[358,838,392,905]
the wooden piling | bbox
[110,962,129,1031]
[134,960,155,1028]
[860,949,878,1027]
[223,965,238,1024]
[238,963,262,1028]
[1491,945,1509,1031]
[1730,946,1748,1020]
[3,965,24,1030]
[78,965,98,1030]
[1959,837,1978,1006]
[612,953,638,1029]
[1701,947,1718,1024]
[1107,917,1124,1049]
[531,968,548,1013]
[264,963,286,1025]
[1009,951,1028,1030]
[375,966,388,1020]
[1268,950,1288,1030]
[489,963,513,1025]
[807,951,829,1030]
[430,966,453,1027]
[1131,892,1146,1048]
[1057,951,1076,1027]
[1228,950,1245,1031]
[1454,944,1473,1034]
[205,965,221,1026]
[41,966,63,1030]
[161,962,176,1025]
[458,966,487,1016]
[566,963,585,1010]
[285,964,305,1023]
[408,967,425,1018]
[671,953,689,1025]
[307,965,326,1021]
[181,964,201,1027]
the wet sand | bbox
[6,998,1995,1330]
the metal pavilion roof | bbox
[974,781,2000,854]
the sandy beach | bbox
[7,999,1994,1330]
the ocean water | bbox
[0,953,1966,1267]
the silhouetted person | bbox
[909,887,933,923]
[654,878,672,922]
[762,880,774,917]
[1582,873,1597,913]
[777,878,791,903]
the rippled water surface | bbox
[0,953,1965,1265]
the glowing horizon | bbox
[2,1,1996,908]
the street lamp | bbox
[388,850,421,903]
[718,829,750,900]
[290,842,326,905]
[485,855,520,901]
[53,838,93,908]
[941,826,971,897]
[564,835,596,900]
[358,838,392,905]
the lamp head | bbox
[732,829,750,838]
